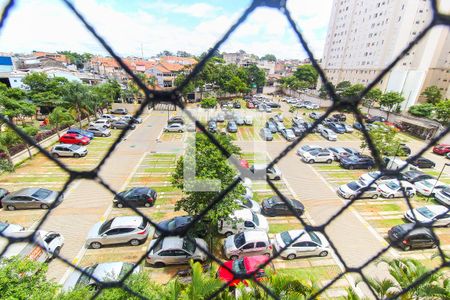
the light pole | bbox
[429,162,450,198]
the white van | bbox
[218,209,269,236]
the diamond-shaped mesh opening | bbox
[0,0,449,299]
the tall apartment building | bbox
[322,0,450,109]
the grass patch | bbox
[315,165,342,171]
[268,222,302,234]
[369,218,404,228]
[325,172,359,180]
[143,167,175,173]
[154,186,179,193]
[356,203,402,213]
[150,153,177,158]
[277,265,341,281]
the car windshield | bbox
[69,145,81,150]
[182,238,196,254]
[309,150,320,156]
[367,172,379,179]
[417,207,435,219]
[308,232,322,245]
[123,188,135,198]
[0,223,8,232]
[31,188,52,200]
[252,213,260,226]
[77,265,96,287]
[386,181,400,190]
[421,180,434,188]
[232,258,247,275]
[167,220,177,231]
[280,231,292,245]
[234,233,246,248]
[302,145,311,151]
[347,181,361,191]
[99,218,114,234]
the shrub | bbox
[408,103,435,118]
[200,97,218,108]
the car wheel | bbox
[431,243,437,248]
[326,159,332,164]
[144,202,151,207]
[230,255,239,260]
[287,254,296,260]
[129,239,140,246]
[116,202,124,208]
[178,130,183,133]
[372,194,379,199]
[6,205,15,211]
[409,193,415,198]
[225,231,233,237]
[308,159,315,164]
[90,242,102,249]
[388,194,394,199]
[349,195,356,200]
[154,262,165,268]
[274,176,281,180]
[349,165,354,170]
[102,134,107,137]
[52,153,59,158]
[41,204,49,209]
[403,245,411,251]
[52,246,61,258]
[367,165,373,170]
[73,153,80,158]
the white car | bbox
[321,128,337,141]
[164,123,185,132]
[337,181,380,200]
[275,121,285,132]
[343,124,354,133]
[272,230,330,260]
[378,180,416,198]
[301,149,334,164]
[89,119,111,128]
[404,205,450,227]
[100,114,119,121]
[358,171,398,186]
[414,179,448,196]
[235,199,261,214]
[250,164,282,180]
[435,187,450,206]
[244,116,253,125]
[0,222,24,237]
[218,208,269,236]
[223,230,272,260]
[296,145,323,157]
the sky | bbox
[0,0,333,59]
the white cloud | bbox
[0,0,332,59]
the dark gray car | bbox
[111,120,136,130]
[2,188,63,210]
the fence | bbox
[0,0,449,299]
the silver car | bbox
[51,144,88,158]
[86,126,111,137]
[250,164,282,180]
[86,216,150,249]
[273,230,330,260]
[63,262,140,291]
[2,188,63,210]
[321,128,337,141]
[146,236,208,267]
[301,149,334,164]
[337,181,380,200]
[164,123,185,132]
[122,115,142,124]
[435,187,450,206]
[111,120,136,130]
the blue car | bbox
[353,122,363,131]
[340,155,375,170]
[66,128,94,140]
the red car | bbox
[433,144,450,155]
[246,102,255,109]
[59,133,90,145]
[217,255,274,287]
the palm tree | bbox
[62,82,91,127]
[49,107,74,138]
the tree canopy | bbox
[421,85,442,105]
[379,91,404,118]
[261,54,277,62]
[361,122,406,158]
[293,65,318,88]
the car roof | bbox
[161,236,184,249]
[91,262,126,281]
[419,205,449,215]
[9,187,40,197]
[231,209,253,220]
[63,133,80,137]
[243,230,268,241]
[395,223,432,235]
[110,216,143,228]
[285,230,313,242]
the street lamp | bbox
[429,162,450,198]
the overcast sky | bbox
[0,0,333,59]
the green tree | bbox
[127,73,157,102]
[261,54,277,62]
[379,91,404,119]
[171,133,243,229]
[174,74,196,97]
[0,257,59,300]
[0,129,21,164]
[0,93,36,124]
[58,51,93,69]
[408,103,435,118]
[200,97,217,108]
[318,83,335,99]
[244,64,266,89]
[341,83,365,98]
[22,73,68,108]
[435,99,450,124]
[364,87,382,114]
[421,85,442,105]
[223,76,249,94]
[49,107,75,137]
[62,81,91,126]
[335,81,352,95]
[293,65,318,88]
[361,123,405,158]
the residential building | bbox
[223,51,258,67]
[322,0,450,109]
[145,57,196,88]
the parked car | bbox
[59,133,90,145]
[89,119,111,128]
[0,222,24,237]
[164,123,185,132]
[358,171,399,186]
[235,115,245,126]
[2,188,63,211]
[410,157,436,169]
[414,179,448,196]
[327,122,346,134]
[402,170,434,183]
[377,180,416,198]
[340,155,375,170]
[404,205,450,227]
[309,112,322,120]
[275,121,285,132]
[246,102,255,109]
[51,144,88,158]
[217,255,272,287]
[250,164,282,180]
[265,106,272,113]
[208,121,217,133]
[291,126,305,137]
[100,114,118,121]
[338,148,360,160]
[337,181,379,200]
[233,102,241,109]
[111,120,136,130]
[327,147,348,161]
[301,149,334,164]
[146,236,208,267]
[332,113,346,122]
[86,216,150,249]
[353,122,363,131]
[244,116,253,125]
[321,128,337,141]
[273,230,329,259]
[63,262,139,291]
[273,114,283,122]
[0,188,9,208]
[168,116,184,125]
[297,145,323,157]
[227,121,238,133]
[260,128,273,141]
[121,115,143,124]
[265,121,277,133]
[223,230,272,260]
[280,128,296,141]
[432,144,450,155]
[113,187,157,208]
[218,209,269,236]
[367,115,386,123]
[85,126,111,137]
[261,196,304,217]
[342,124,354,133]
[236,199,261,214]
[154,215,206,238]
[111,108,128,115]
[216,112,225,122]
[388,223,437,251]
[66,128,94,140]
[266,102,280,108]
[435,187,450,206]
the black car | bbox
[340,155,375,170]
[332,113,346,122]
[367,116,386,123]
[327,122,346,134]
[154,216,206,238]
[0,188,9,208]
[266,102,281,108]
[233,102,241,109]
[353,122,363,131]
[388,223,437,251]
[291,126,305,137]
[208,121,217,133]
[168,116,184,125]
[261,196,304,217]
[402,170,434,183]
[410,157,435,169]
[113,187,157,208]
